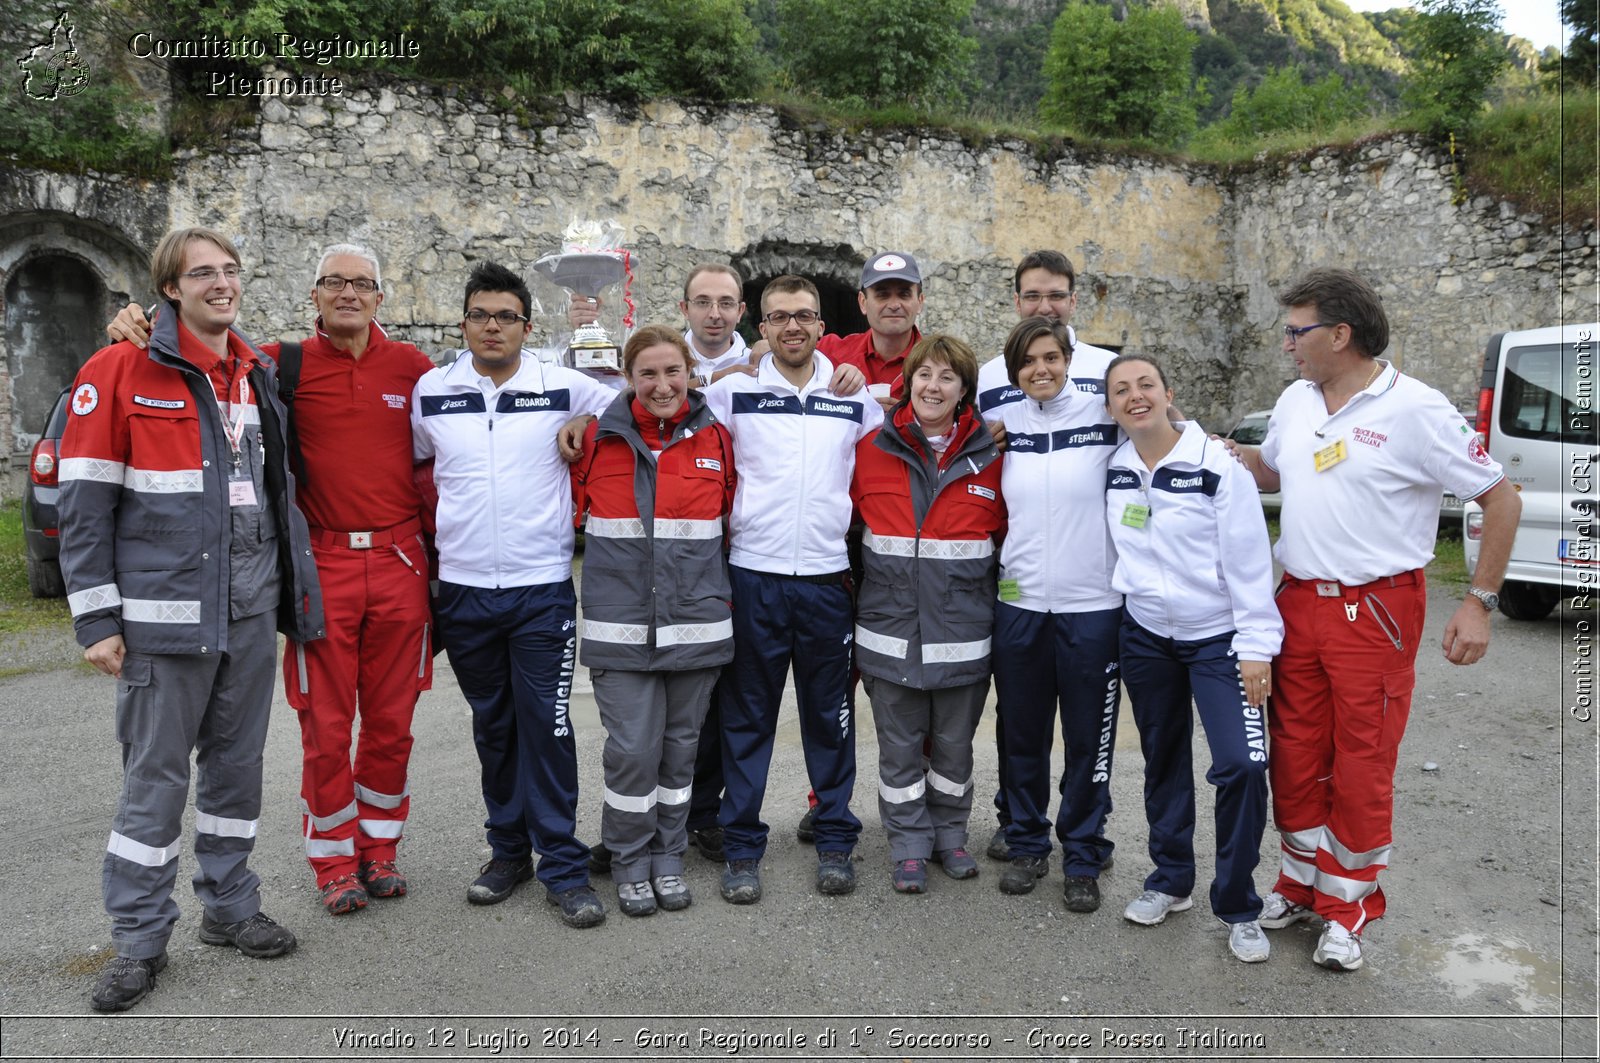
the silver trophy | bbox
[532,251,627,375]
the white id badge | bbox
[229,478,258,507]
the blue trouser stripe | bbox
[718,566,861,860]
[435,580,588,892]
[992,603,1122,874]
[1120,617,1268,922]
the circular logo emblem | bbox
[71,382,98,416]
[873,254,905,271]
[1467,436,1491,466]
[51,53,90,98]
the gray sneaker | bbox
[616,880,656,918]
[720,859,762,904]
[1122,889,1193,926]
[1259,890,1315,929]
[652,874,693,911]
[1228,919,1271,963]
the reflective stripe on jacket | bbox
[850,405,1004,689]
[59,304,324,653]
[573,390,736,671]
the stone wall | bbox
[1,81,1591,493]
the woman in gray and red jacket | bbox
[850,334,1005,894]
[572,325,737,918]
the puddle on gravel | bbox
[1397,932,1564,1012]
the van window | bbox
[1499,343,1596,443]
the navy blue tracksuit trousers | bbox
[719,566,861,861]
[1121,617,1268,923]
[434,580,589,893]
[993,603,1122,876]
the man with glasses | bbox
[1227,267,1520,971]
[977,249,1117,419]
[412,261,616,929]
[681,263,758,388]
[699,275,881,904]
[107,243,440,918]
[65,228,324,1011]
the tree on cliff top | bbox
[1039,0,1205,145]
[1401,0,1509,139]
[772,0,978,108]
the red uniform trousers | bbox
[286,520,432,885]
[1268,570,1427,934]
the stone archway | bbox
[732,240,868,340]
[5,253,106,450]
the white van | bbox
[1464,323,1598,619]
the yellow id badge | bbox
[998,578,1021,602]
[1313,437,1348,473]
[1121,503,1150,529]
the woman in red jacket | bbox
[572,325,736,917]
[850,334,1006,894]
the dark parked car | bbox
[22,386,71,598]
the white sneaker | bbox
[1123,889,1193,926]
[1228,919,1271,963]
[1313,922,1364,971]
[1259,890,1315,929]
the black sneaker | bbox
[998,855,1049,895]
[468,856,534,905]
[721,859,762,904]
[546,884,606,928]
[90,952,167,1012]
[689,826,725,861]
[796,805,817,844]
[985,826,1010,862]
[197,911,297,958]
[588,843,613,876]
[816,850,856,895]
[1062,874,1102,912]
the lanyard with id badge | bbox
[223,363,258,508]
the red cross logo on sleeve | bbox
[71,383,99,415]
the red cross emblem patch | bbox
[71,383,99,416]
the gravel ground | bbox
[0,582,1593,1061]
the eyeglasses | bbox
[1283,323,1332,345]
[1018,289,1073,305]
[317,275,379,293]
[689,298,741,313]
[464,309,529,326]
[762,310,820,327]
[181,265,242,283]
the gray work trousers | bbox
[592,667,720,884]
[865,674,990,862]
[103,610,278,959]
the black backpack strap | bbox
[276,341,307,489]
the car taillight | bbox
[1474,386,1493,449]
[30,439,58,486]
[1466,510,1484,541]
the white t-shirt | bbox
[1260,361,1505,584]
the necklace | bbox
[1360,360,1383,390]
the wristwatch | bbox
[1467,586,1499,612]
